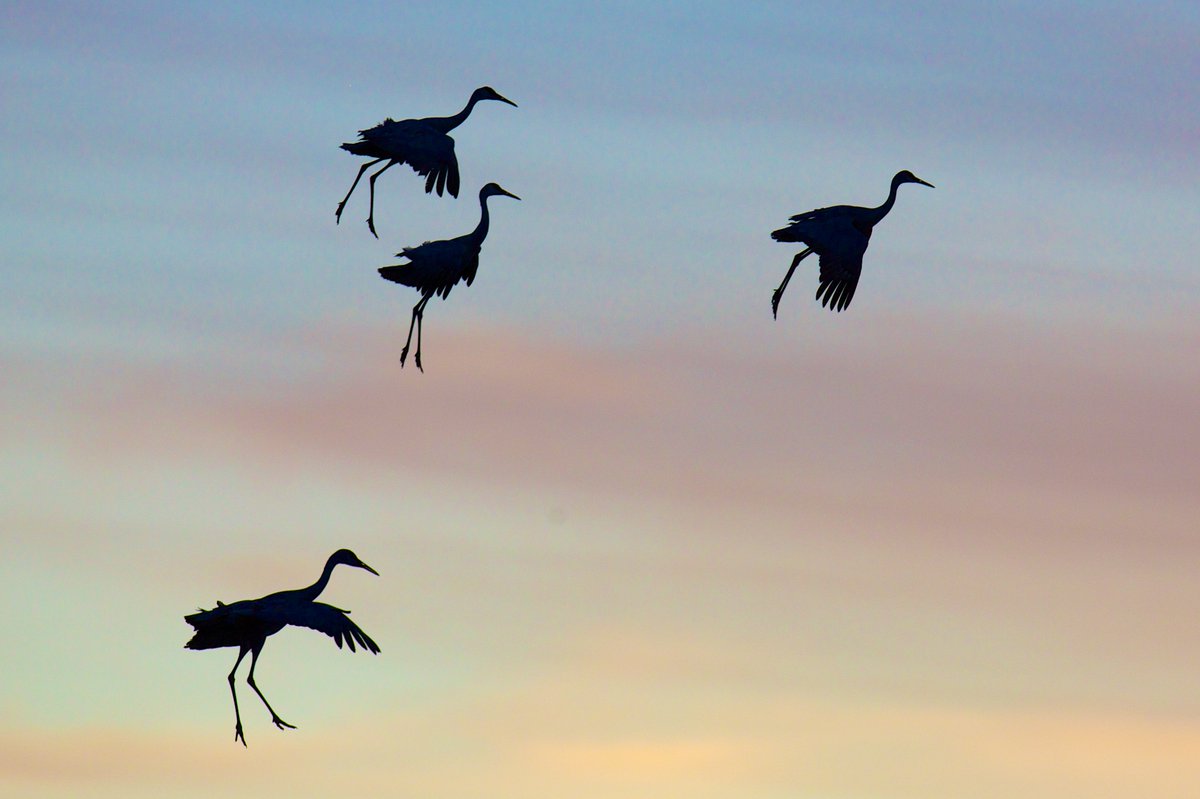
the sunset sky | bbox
[3,3,1199,797]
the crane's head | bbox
[894,170,935,189]
[330,548,380,576]
[480,182,521,202]
[471,86,518,108]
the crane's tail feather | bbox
[378,264,418,287]
[184,605,223,627]
[183,604,240,650]
[771,225,803,243]
[340,141,377,156]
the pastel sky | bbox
[3,2,1199,797]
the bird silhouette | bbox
[770,170,934,315]
[184,549,380,746]
[379,182,520,371]
[336,86,517,237]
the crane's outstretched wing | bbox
[341,120,460,198]
[379,236,480,298]
[289,602,381,654]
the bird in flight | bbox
[336,86,517,237]
[184,549,380,746]
[770,170,934,315]
[379,182,520,371]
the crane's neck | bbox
[471,192,493,242]
[868,175,905,225]
[428,95,481,133]
[297,555,340,601]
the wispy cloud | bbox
[39,308,1197,525]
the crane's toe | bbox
[271,716,297,731]
[234,724,247,747]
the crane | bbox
[378,182,520,371]
[336,86,517,237]
[770,170,933,315]
[184,549,380,746]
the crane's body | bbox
[379,182,520,371]
[336,86,517,237]
[770,170,933,315]
[184,549,380,746]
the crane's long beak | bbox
[500,188,521,200]
[359,562,380,576]
[915,177,935,188]
[497,93,518,108]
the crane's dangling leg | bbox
[399,293,430,368]
[246,643,296,732]
[227,647,251,746]
[399,301,419,368]
[772,248,812,319]
[336,158,384,225]
[365,161,397,239]
[413,294,431,372]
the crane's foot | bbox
[399,346,409,368]
[367,217,379,239]
[414,351,423,372]
[270,715,297,731]
[335,203,346,224]
[234,723,247,747]
[771,291,782,319]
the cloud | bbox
[38,307,1196,532]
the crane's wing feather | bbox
[379,236,479,298]
[772,208,870,312]
[785,203,859,223]
[341,120,460,198]
[288,602,381,654]
[815,250,865,311]
[184,599,275,650]
[772,205,866,248]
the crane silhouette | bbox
[770,170,934,315]
[336,86,517,237]
[184,549,380,746]
[379,182,520,371]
